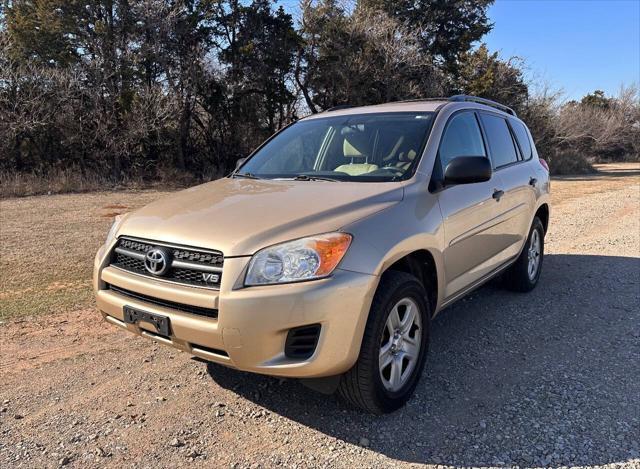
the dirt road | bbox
[1,164,639,468]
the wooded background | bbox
[1,0,638,196]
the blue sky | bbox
[484,0,640,99]
[276,0,640,100]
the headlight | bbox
[105,214,127,246]
[245,232,352,286]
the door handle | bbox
[529,177,538,186]
[492,189,504,201]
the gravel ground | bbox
[1,164,639,468]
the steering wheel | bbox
[379,166,406,176]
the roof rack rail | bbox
[397,97,450,103]
[322,96,516,116]
[448,95,516,116]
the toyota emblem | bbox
[144,248,171,276]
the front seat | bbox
[334,129,379,176]
[395,149,417,171]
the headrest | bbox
[399,149,417,162]
[342,128,372,158]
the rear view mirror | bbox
[444,156,492,185]
[235,157,246,170]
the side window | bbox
[480,114,519,168]
[511,120,533,160]
[438,112,486,171]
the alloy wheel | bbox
[379,297,422,392]
[527,228,542,280]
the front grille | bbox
[284,324,321,360]
[118,238,224,266]
[110,237,223,289]
[114,252,145,272]
[107,284,218,319]
[172,268,210,284]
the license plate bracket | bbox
[123,305,171,336]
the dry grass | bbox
[0,189,171,320]
[1,163,638,321]
[548,151,596,175]
[0,169,209,198]
[0,170,113,198]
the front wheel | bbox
[337,271,430,414]
[504,217,545,292]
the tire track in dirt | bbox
[0,310,123,372]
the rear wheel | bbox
[337,271,430,414]
[504,217,545,292]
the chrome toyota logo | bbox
[144,248,171,276]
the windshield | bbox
[237,112,435,182]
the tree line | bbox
[0,0,638,196]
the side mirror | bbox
[444,156,492,185]
[235,157,246,170]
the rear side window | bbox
[439,112,486,170]
[480,114,519,168]
[511,120,533,160]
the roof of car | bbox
[302,95,517,121]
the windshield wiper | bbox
[292,174,340,182]
[232,172,261,180]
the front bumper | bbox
[95,254,378,378]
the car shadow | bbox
[206,254,640,466]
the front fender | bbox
[339,183,447,312]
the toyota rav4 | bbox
[94,95,550,413]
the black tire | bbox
[504,217,545,292]
[336,271,430,414]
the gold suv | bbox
[94,96,550,413]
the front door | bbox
[435,111,508,299]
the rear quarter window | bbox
[511,120,533,160]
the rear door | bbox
[436,111,507,299]
[478,113,536,261]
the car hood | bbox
[117,177,404,256]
